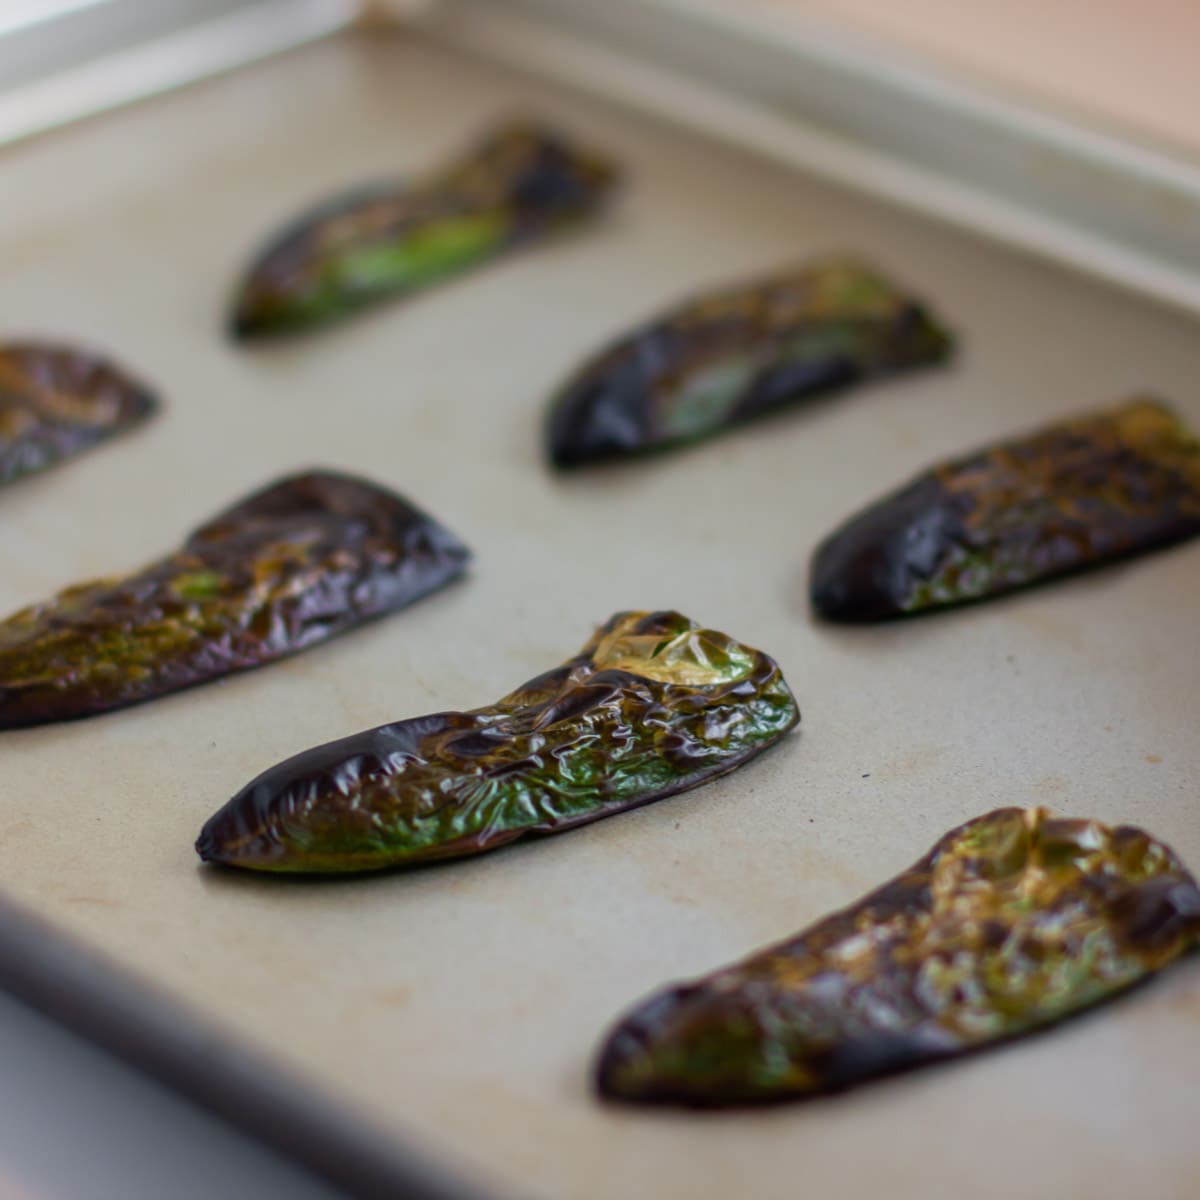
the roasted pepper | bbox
[596,806,1200,1106]
[0,341,156,486]
[546,257,953,466]
[230,121,619,338]
[811,398,1200,620]
[0,471,469,727]
[196,610,799,873]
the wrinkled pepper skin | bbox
[230,122,619,338]
[811,398,1200,620]
[0,471,469,727]
[196,610,799,873]
[545,258,953,467]
[596,807,1200,1107]
[0,342,157,486]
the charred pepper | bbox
[0,471,469,726]
[230,121,619,338]
[196,610,799,873]
[546,257,953,466]
[0,341,156,486]
[596,806,1200,1106]
[811,397,1200,620]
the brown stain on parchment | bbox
[1013,606,1089,655]
[874,746,945,782]
[0,819,35,845]
[1036,773,1068,796]
[1159,989,1200,1024]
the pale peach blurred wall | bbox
[741,0,1200,158]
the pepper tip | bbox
[808,562,885,623]
[194,824,220,864]
[592,1030,638,1103]
[226,308,259,342]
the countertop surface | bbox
[0,989,344,1200]
[748,0,1200,160]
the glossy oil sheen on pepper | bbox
[545,257,953,466]
[596,806,1200,1106]
[196,610,800,873]
[0,471,469,726]
[0,342,157,487]
[811,398,1200,620]
[229,121,620,338]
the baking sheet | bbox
[0,27,1198,1200]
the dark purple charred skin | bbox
[229,121,620,339]
[0,471,469,727]
[811,398,1200,620]
[0,342,157,486]
[595,807,1200,1107]
[545,258,954,467]
[196,610,799,873]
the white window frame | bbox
[0,0,361,148]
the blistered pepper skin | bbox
[0,471,469,727]
[196,610,799,874]
[230,122,619,338]
[596,807,1200,1107]
[0,342,157,486]
[545,258,953,467]
[811,398,1200,620]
